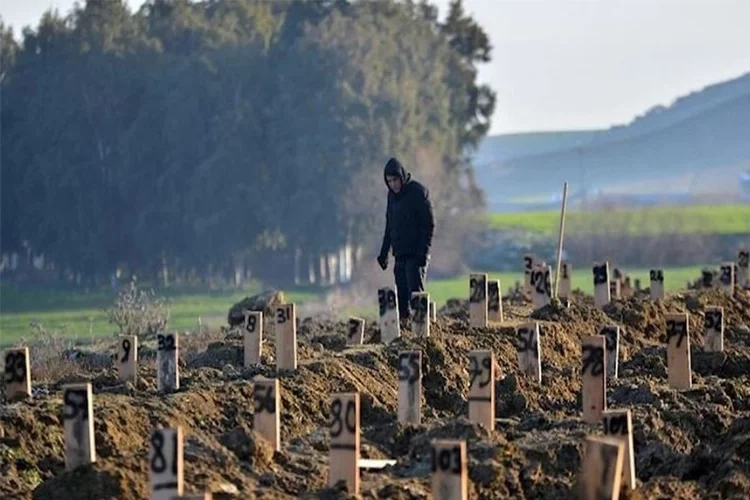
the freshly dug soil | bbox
[1,288,750,499]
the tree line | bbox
[0,0,495,289]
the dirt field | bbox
[1,287,750,499]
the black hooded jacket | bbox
[379,158,435,261]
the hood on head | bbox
[384,157,411,191]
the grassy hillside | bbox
[486,204,750,236]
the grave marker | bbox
[621,276,633,298]
[63,383,95,470]
[468,350,495,430]
[397,351,421,424]
[378,287,400,344]
[559,261,572,304]
[243,311,263,366]
[719,262,735,294]
[581,336,606,424]
[599,326,619,380]
[4,348,31,401]
[157,333,179,393]
[253,377,280,450]
[523,253,535,299]
[431,440,467,500]
[701,269,714,288]
[608,280,620,300]
[592,262,611,309]
[275,304,297,370]
[469,273,488,328]
[531,263,552,308]
[738,249,749,289]
[347,317,365,346]
[704,306,724,352]
[328,393,360,494]
[487,280,503,322]
[578,436,624,500]
[150,427,184,500]
[410,292,430,337]
[117,336,138,383]
[515,323,541,382]
[602,409,636,490]
[665,313,691,389]
[649,269,665,300]
[430,301,437,322]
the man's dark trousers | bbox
[394,257,427,324]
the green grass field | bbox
[486,204,750,236]
[0,265,706,346]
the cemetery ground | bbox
[1,265,706,345]
[1,274,750,498]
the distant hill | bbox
[474,72,750,211]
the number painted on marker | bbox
[157,334,175,351]
[593,265,608,286]
[398,352,420,384]
[329,398,356,438]
[469,354,492,389]
[63,389,89,421]
[430,445,462,474]
[4,351,26,384]
[666,318,687,348]
[253,384,276,414]
[150,430,178,475]
[603,414,627,436]
[582,345,604,377]
[120,338,131,363]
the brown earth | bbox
[1,288,750,499]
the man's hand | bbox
[377,254,388,270]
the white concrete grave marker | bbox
[581,336,606,424]
[431,440,468,500]
[578,436,624,500]
[599,326,619,380]
[117,335,138,383]
[468,350,495,431]
[4,348,31,401]
[397,351,422,424]
[719,262,735,294]
[487,279,503,322]
[150,427,184,500]
[347,317,365,345]
[704,306,724,352]
[665,313,691,390]
[378,287,400,344]
[592,261,610,309]
[559,261,572,304]
[328,392,360,494]
[253,377,280,450]
[410,292,430,337]
[63,383,96,470]
[469,273,488,328]
[515,322,541,382]
[275,304,297,370]
[157,332,179,393]
[523,253,535,300]
[531,262,552,308]
[602,409,636,490]
[430,301,437,322]
[243,311,263,366]
[649,269,664,300]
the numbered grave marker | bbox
[701,269,714,288]
[608,280,620,300]
[431,440,468,500]
[592,262,611,309]
[253,377,280,450]
[347,317,365,346]
[531,263,552,309]
[515,322,541,383]
[581,336,607,424]
[738,249,749,289]
[719,262,735,294]
[243,311,263,366]
[116,336,138,383]
[559,261,572,304]
[157,332,179,393]
[649,269,665,300]
[469,273,488,328]
[468,350,494,431]
[523,253,535,300]
[63,383,95,471]
[665,313,691,390]
[378,287,400,344]
[487,280,503,322]
[150,427,184,500]
[397,351,422,424]
[430,301,437,322]
[4,348,31,401]
[704,306,724,353]
[275,304,297,370]
[602,409,636,490]
[578,436,624,500]
[410,292,430,337]
[599,326,620,380]
[328,393,360,494]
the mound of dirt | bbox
[2,288,750,499]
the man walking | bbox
[377,157,435,328]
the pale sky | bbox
[2,0,750,135]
